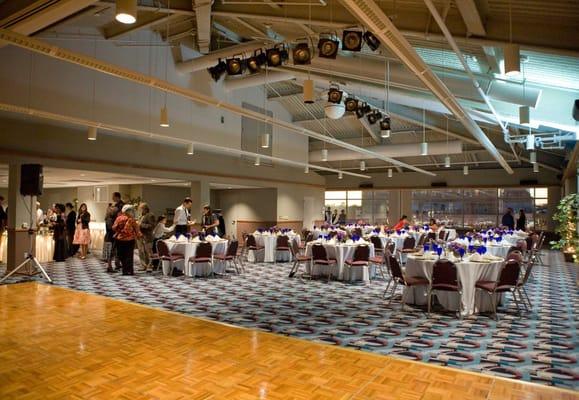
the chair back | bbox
[352,244,370,262]
[227,240,239,257]
[353,227,363,237]
[305,232,314,243]
[312,243,329,261]
[370,236,383,250]
[519,259,534,285]
[438,230,446,241]
[386,254,404,281]
[157,240,170,258]
[246,234,257,248]
[537,232,545,249]
[431,260,458,289]
[402,236,416,250]
[196,242,213,259]
[276,235,290,248]
[290,239,300,258]
[416,233,426,247]
[426,232,436,241]
[385,240,396,254]
[496,260,520,288]
[506,248,523,263]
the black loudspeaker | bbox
[20,164,43,196]
[431,182,448,187]
[359,182,374,189]
[573,99,579,122]
[520,179,538,185]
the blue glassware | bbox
[468,236,473,242]
[481,246,487,254]
[468,245,474,253]
[458,247,465,260]
[436,246,443,258]
[424,244,430,252]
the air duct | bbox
[176,40,268,73]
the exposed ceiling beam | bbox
[0,28,435,177]
[103,13,175,40]
[481,46,501,74]
[95,1,196,16]
[212,11,349,28]
[193,0,212,53]
[359,117,382,144]
[213,21,242,43]
[231,17,269,38]
[454,0,487,37]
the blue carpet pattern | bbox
[1,255,578,390]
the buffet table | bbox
[404,253,504,315]
[164,236,228,277]
[304,240,375,281]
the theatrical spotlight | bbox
[355,102,371,119]
[266,45,288,67]
[318,36,339,59]
[380,117,391,138]
[344,97,358,112]
[226,56,244,75]
[292,42,312,65]
[327,87,343,104]
[246,49,266,74]
[208,59,226,82]
[342,30,363,52]
[363,31,381,51]
[367,110,382,125]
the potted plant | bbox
[550,193,579,263]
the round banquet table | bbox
[164,238,228,277]
[0,231,54,263]
[247,232,300,263]
[404,254,504,315]
[89,222,105,253]
[304,241,375,282]
[485,243,512,258]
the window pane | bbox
[325,191,347,201]
[463,189,498,229]
[412,189,462,227]
[373,190,390,225]
[347,190,363,200]
[534,188,548,198]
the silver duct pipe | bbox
[309,141,463,162]
[176,40,268,73]
[224,71,296,91]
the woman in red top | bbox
[391,215,409,231]
[112,205,142,275]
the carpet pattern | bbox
[1,255,577,390]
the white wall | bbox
[214,188,277,224]
[141,185,191,217]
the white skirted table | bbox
[164,237,228,277]
[485,243,512,258]
[304,240,375,282]
[404,253,505,315]
[247,232,300,263]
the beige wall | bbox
[141,185,191,217]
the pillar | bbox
[190,179,210,224]
[7,163,36,273]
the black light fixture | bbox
[363,31,381,51]
[327,87,343,104]
[292,42,312,65]
[266,45,288,67]
[318,37,339,59]
[380,117,391,138]
[208,59,226,81]
[355,102,371,119]
[367,110,382,125]
[342,30,363,52]
[225,56,244,75]
[246,49,266,73]
[344,97,358,112]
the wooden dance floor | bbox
[0,282,576,399]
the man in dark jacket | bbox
[137,202,156,272]
[214,209,226,237]
[106,192,124,272]
[501,207,515,230]
[65,202,77,256]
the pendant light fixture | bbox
[338,171,343,180]
[321,148,328,162]
[463,165,469,175]
[420,142,428,156]
[160,17,170,127]
[303,78,315,104]
[186,142,194,155]
[533,163,539,173]
[420,108,428,155]
[381,60,392,139]
[360,161,366,171]
[260,133,270,148]
[504,1,520,76]
[387,168,393,178]
[304,165,309,174]
[444,117,450,167]
[526,133,535,150]
[444,156,451,168]
[529,151,537,164]
[87,126,97,141]
[115,0,137,24]
[160,105,169,127]
[254,156,261,166]
[519,62,530,124]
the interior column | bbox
[190,179,210,226]
[7,163,36,273]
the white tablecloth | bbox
[404,254,504,315]
[0,232,54,263]
[248,233,300,263]
[305,241,375,281]
[89,222,105,252]
[164,238,228,277]
[485,244,511,258]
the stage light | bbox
[246,50,266,73]
[115,0,137,24]
[226,57,244,75]
[266,45,288,67]
[318,37,339,59]
[355,102,371,119]
[380,117,391,138]
[327,87,343,104]
[367,110,382,125]
[363,31,381,51]
[344,97,358,112]
[342,30,363,51]
[208,59,226,82]
[292,43,311,65]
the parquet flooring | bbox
[0,282,576,399]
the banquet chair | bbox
[370,236,384,255]
[311,243,337,282]
[214,240,242,274]
[506,248,524,263]
[383,253,429,308]
[156,240,185,276]
[275,235,291,263]
[533,232,546,265]
[344,244,370,281]
[397,236,416,265]
[246,234,265,262]
[416,233,427,248]
[353,228,363,237]
[385,240,396,254]
[438,230,447,241]
[188,241,214,277]
[516,257,535,310]
[426,232,437,242]
[475,260,522,319]
[428,260,462,317]
[369,250,387,280]
[288,239,312,279]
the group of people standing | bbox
[323,207,347,225]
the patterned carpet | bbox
[1,253,578,390]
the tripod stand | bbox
[0,196,52,284]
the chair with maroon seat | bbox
[311,243,338,282]
[475,260,522,320]
[506,248,524,263]
[397,236,416,265]
[246,234,264,262]
[344,244,370,281]
[426,232,437,242]
[370,236,384,255]
[427,260,462,317]
[416,233,427,248]
[275,235,291,263]
[288,239,312,278]
[369,251,387,280]
[385,240,395,254]
[383,253,429,308]
[187,241,214,277]
[438,229,448,241]
[156,240,185,276]
[214,240,242,274]
[516,257,534,310]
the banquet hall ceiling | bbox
[0,0,576,175]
